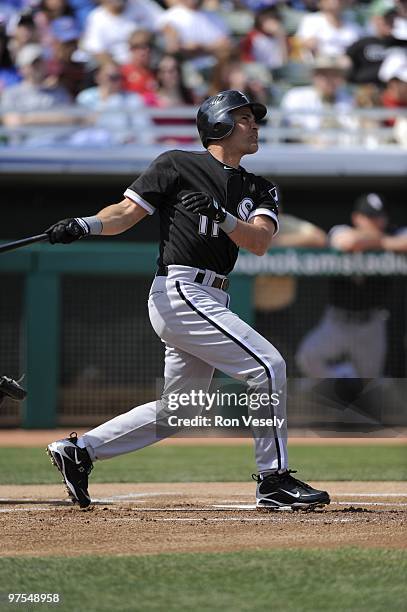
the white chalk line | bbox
[1,492,406,507]
[213,502,407,509]
[0,492,177,506]
[0,491,406,512]
[0,502,406,515]
[94,492,180,502]
[218,494,407,502]
[1,498,407,509]
[1,502,405,511]
[91,494,179,504]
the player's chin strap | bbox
[0,374,27,405]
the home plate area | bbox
[0,482,406,556]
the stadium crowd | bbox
[0,0,406,145]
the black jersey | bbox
[328,276,391,311]
[346,36,407,84]
[328,225,407,312]
[125,150,279,276]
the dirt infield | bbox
[1,431,406,556]
[0,482,406,557]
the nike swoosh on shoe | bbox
[279,490,301,498]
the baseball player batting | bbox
[46,90,330,511]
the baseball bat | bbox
[0,233,49,254]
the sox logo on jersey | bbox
[237,198,254,222]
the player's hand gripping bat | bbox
[0,219,90,254]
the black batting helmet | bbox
[197,90,267,148]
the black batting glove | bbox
[45,218,89,244]
[180,192,227,223]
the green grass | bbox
[0,444,405,485]
[0,549,406,612]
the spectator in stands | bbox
[241,6,289,72]
[7,10,40,62]
[394,0,407,39]
[68,0,94,31]
[350,82,385,146]
[296,193,407,380]
[0,24,21,93]
[157,0,231,68]
[239,0,318,10]
[378,48,407,129]
[291,0,319,8]
[209,50,272,105]
[34,0,77,54]
[0,2,25,32]
[346,6,406,84]
[280,54,353,142]
[47,16,87,97]
[121,30,157,98]
[295,0,363,60]
[142,53,197,143]
[73,60,154,144]
[144,53,194,107]
[271,1,320,39]
[81,0,162,66]
[1,43,77,130]
[377,45,407,80]
[380,47,407,142]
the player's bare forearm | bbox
[331,229,383,252]
[228,216,275,256]
[97,199,148,235]
[273,227,327,248]
[381,234,407,252]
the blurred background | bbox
[0,0,406,431]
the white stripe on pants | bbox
[80,266,288,473]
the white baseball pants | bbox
[296,306,388,378]
[79,265,288,473]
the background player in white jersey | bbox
[45,90,330,512]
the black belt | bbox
[156,265,229,291]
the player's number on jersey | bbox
[198,214,219,237]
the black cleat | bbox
[253,470,330,511]
[47,432,93,509]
